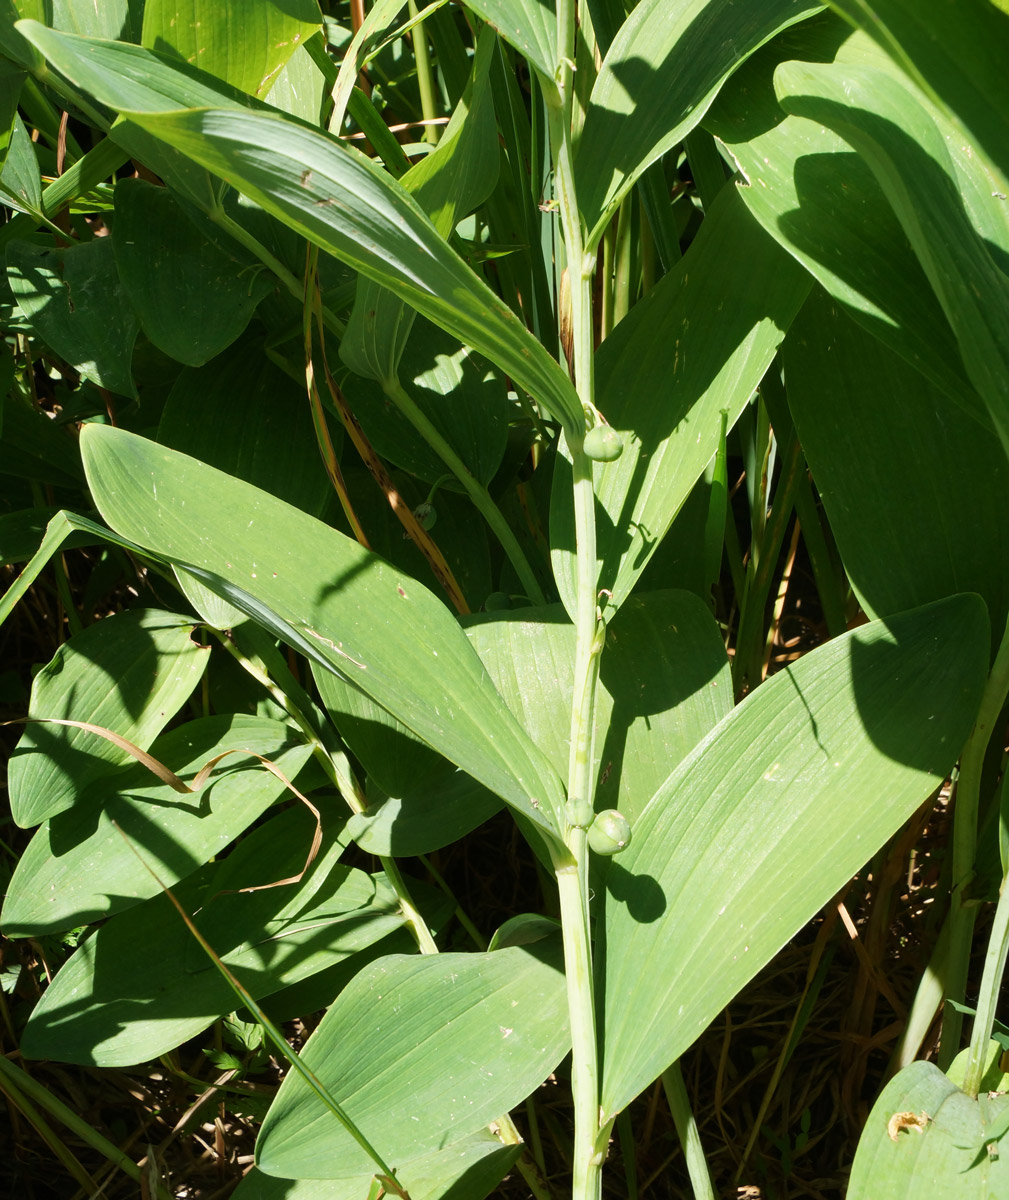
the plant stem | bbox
[408,0,440,144]
[382,378,546,604]
[963,872,1009,1096]
[661,1063,717,1200]
[941,614,1009,1066]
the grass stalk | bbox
[661,1063,716,1200]
[408,0,440,144]
[963,872,1009,1096]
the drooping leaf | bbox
[80,426,567,841]
[551,185,809,616]
[3,715,314,935]
[141,0,321,98]
[784,287,1009,641]
[6,236,140,397]
[7,608,209,828]
[704,14,988,426]
[112,178,274,366]
[574,0,821,246]
[773,55,1009,455]
[113,105,582,431]
[600,593,989,1119]
[847,1060,1009,1198]
[255,941,569,1179]
[19,804,407,1067]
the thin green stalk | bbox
[382,377,547,604]
[940,614,1009,1067]
[0,1054,174,1200]
[408,0,440,144]
[661,1063,716,1200]
[963,873,1009,1096]
[612,194,633,327]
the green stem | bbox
[661,1063,716,1200]
[382,378,546,604]
[963,873,1009,1096]
[408,0,440,144]
[941,615,1009,1066]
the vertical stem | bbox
[661,1063,717,1200]
[408,0,440,144]
[963,873,1009,1096]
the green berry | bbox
[413,502,437,531]
[587,809,632,856]
[484,591,511,611]
[583,425,624,462]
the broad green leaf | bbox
[255,941,569,1179]
[574,0,821,246]
[80,426,567,841]
[264,43,324,122]
[847,1060,1009,1198]
[551,186,809,616]
[785,288,1009,641]
[0,115,40,215]
[116,106,582,432]
[234,1134,520,1200]
[51,0,137,40]
[6,237,140,397]
[159,332,332,515]
[466,590,731,823]
[19,805,406,1066]
[2,715,313,935]
[8,608,209,828]
[0,61,23,169]
[141,0,321,98]
[704,15,988,426]
[829,0,1009,198]
[774,57,1009,456]
[342,25,500,386]
[343,318,511,489]
[600,593,989,1119]
[112,178,274,367]
[459,0,557,94]
[327,0,408,133]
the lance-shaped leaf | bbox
[774,58,1009,456]
[255,942,570,1179]
[600,593,989,1120]
[3,715,314,936]
[80,425,566,841]
[704,16,988,426]
[847,1060,1009,1198]
[574,0,821,247]
[141,0,321,99]
[551,185,809,617]
[7,608,209,828]
[784,287,1009,642]
[830,0,1009,200]
[104,103,581,432]
[460,0,557,92]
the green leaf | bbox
[158,332,333,516]
[116,106,582,432]
[551,186,809,616]
[80,426,567,841]
[8,608,209,828]
[847,1060,1009,1197]
[19,804,406,1066]
[773,55,1009,456]
[51,0,138,41]
[141,0,321,98]
[0,61,24,170]
[466,590,731,824]
[829,0,1009,198]
[459,0,557,94]
[255,941,569,1179]
[233,1134,521,1200]
[6,236,140,397]
[2,715,313,935]
[574,0,821,246]
[0,115,40,215]
[112,178,273,366]
[784,287,1009,640]
[264,43,325,122]
[600,593,989,1119]
[704,15,988,427]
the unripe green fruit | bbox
[484,591,511,611]
[413,502,437,531]
[583,425,624,462]
[587,809,632,856]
